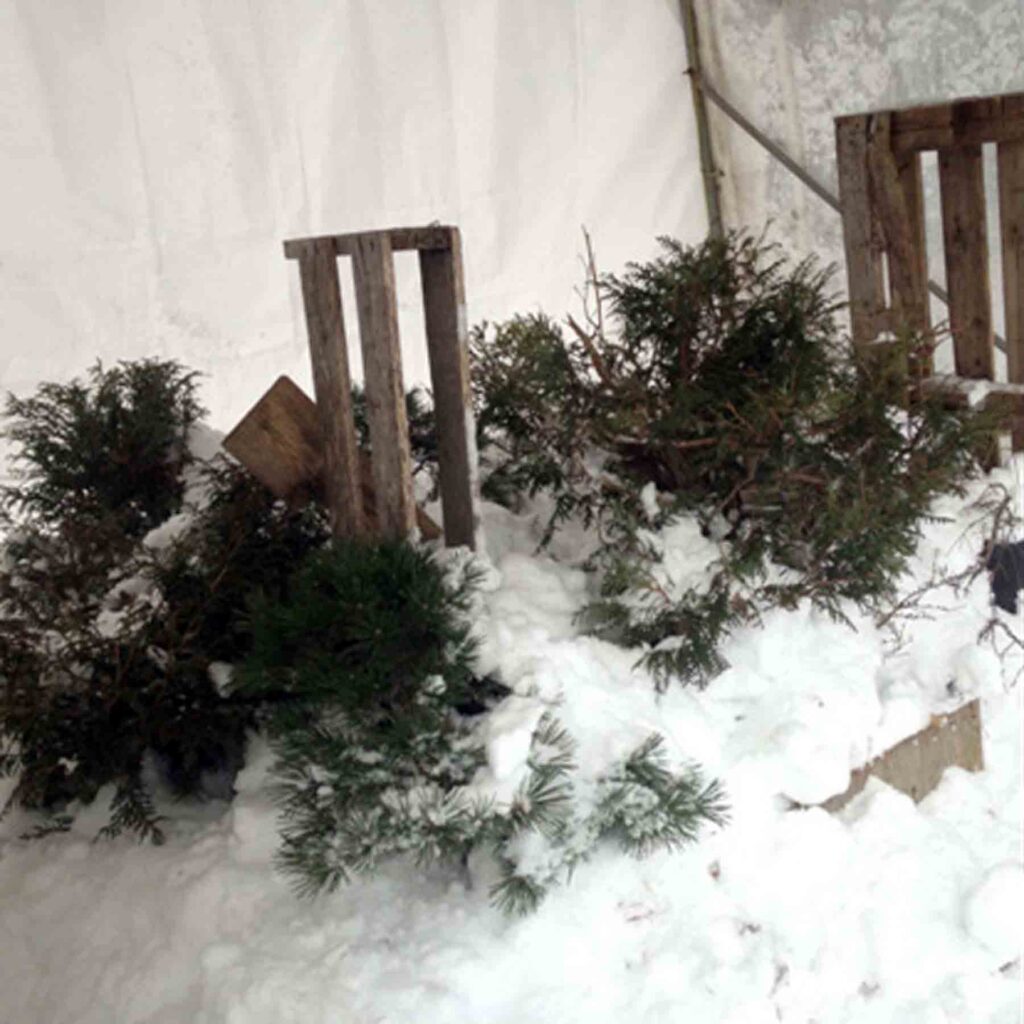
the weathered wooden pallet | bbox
[836,92,1024,453]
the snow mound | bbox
[964,862,1024,966]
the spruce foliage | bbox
[472,233,995,687]
[239,540,726,913]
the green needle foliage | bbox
[0,363,330,839]
[2,359,202,539]
[473,232,996,687]
[240,540,725,914]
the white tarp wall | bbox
[0,0,706,450]
[699,0,1024,373]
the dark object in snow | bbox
[986,541,1024,614]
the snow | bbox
[965,862,1024,966]
[0,459,1021,1023]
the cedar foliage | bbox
[0,362,330,839]
[472,233,995,687]
[239,540,726,914]
[2,359,202,539]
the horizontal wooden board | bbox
[284,226,455,260]
[816,699,983,813]
[837,93,1024,153]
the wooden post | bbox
[420,228,479,549]
[998,138,1024,383]
[351,232,417,540]
[295,240,365,538]
[680,0,724,239]
[938,145,995,379]
[836,115,888,348]
[866,114,932,376]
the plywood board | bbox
[223,376,440,541]
[818,699,983,813]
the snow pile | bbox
[0,468,1021,1023]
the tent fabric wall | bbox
[0,0,707,459]
[699,0,1024,370]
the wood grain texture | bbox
[223,375,323,498]
[938,145,994,379]
[296,241,366,538]
[817,699,983,813]
[836,115,888,347]
[866,115,931,374]
[998,139,1024,383]
[285,226,454,260]
[838,92,1024,153]
[419,227,479,549]
[223,376,440,538]
[351,232,417,539]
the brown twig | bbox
[567,315,613,387]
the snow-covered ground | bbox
[0,463,1021,1024]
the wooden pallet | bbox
[836,93,1024,452]
[265,226,479,548]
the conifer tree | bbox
[472,233,997,686]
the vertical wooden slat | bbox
[938,144,995,379]
[997,138,1024,383]
[897,150,933,375]
[351,232,416,539]
[419,229,479,550]
[836,115,888,348]
[295,241,365,539]
[867,115,932,376]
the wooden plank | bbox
[223,375,323,498]
[997,139,1024,383]
[284,226,454,260]
[938,145,994,379]
[419,227,479,549]
[867,115,931,374]
[223,376,441,538]
[836,115,888,347]
[836,93,1024,154]
[296,241,366,538]
[351,232,417,539]
[897,149,934,375]
[818,699,983,813]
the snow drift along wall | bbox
[0,0,707,454]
